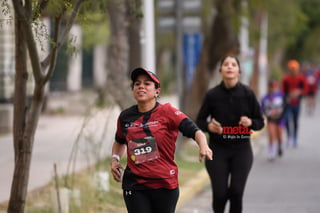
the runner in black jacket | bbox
[196,55,265,213]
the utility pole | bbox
[258,12,268,99]
[176,0,184,110]
[142,0,156,73]
[239,0,254,85]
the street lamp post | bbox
[142,0,156,73]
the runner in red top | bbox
[302,64,318,115]
[281,60,308,147]
[110,68,212,213]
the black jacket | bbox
[196,81,265,146]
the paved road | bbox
[177,96,320,213]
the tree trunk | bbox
[7,9,29,213]
[9,82,45,213]
[106,0,135,110]
[12,6,27,161]
[8,8,45,213]
[250,44,259,95]
[128,0,142,70]
[184,0,239,120]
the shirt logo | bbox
[125,190,132,196]
[127,121,159,129]
[174,111,183,115]
[169,169,176,175]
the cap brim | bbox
[131,68,160,85]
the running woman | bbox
[261,80,286,160]
[110,67,212,213]
[196,55,265,213]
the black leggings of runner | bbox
[123,187,179,213]
[205,142,253,213]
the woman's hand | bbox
[111,142,126,182]
[111,159,124,182]
[208,118,223,134]
[194,130,213,162]
[199,145,213,162]
[239,116,252,127]
[289,88,302,98]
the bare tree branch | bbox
[40,0,84,70]
[43,16,61,84]
[12,0,44,84]
[24,22,44,83]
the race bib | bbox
[128,136,160,164]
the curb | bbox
[177,168,210,209]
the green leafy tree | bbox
[103,0,141,109]
[184,0,240,119]
[79,0,141,109]
[183,0,310,119]
[288,0,320,63]
[7,0,85,212]
[249,0,307,75]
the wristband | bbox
[112,154,120,162]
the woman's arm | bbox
[110,141,126,182]
[248,91,265,131]
[194,130,213,162]
[179,118,213,162]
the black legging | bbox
[205,142,253,213]
[123,187,179,213]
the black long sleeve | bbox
[179,118,200,140]
[196,82,265,145]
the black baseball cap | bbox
[130,68,160,87]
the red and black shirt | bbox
[281,74,308,105]
[115,102,199,190]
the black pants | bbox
[123,187,179,213]
[284,104,300,145]
[206,142,253,213]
